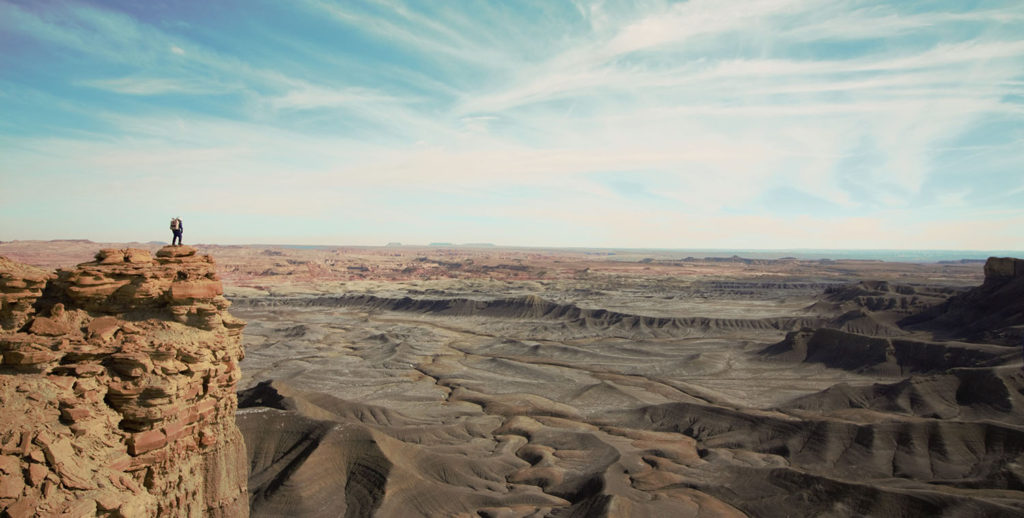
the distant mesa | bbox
[384,242,403,247]
[426,242,496,248]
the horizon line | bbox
[2,238,1022,256]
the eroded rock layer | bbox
[230,256,1023,517]
[0,246,247,517]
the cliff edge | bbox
[0,246,248,517]
[900,256,1024,344]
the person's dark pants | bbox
[172,230,183,246]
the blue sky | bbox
[1,0,1022,249]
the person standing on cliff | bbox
[170,217,183,246]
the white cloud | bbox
[2,0,1022,248]
[80,77,213,95]
[268,85,395,110]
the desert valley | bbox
[1,240,1022,517]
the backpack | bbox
[170,218,180,230]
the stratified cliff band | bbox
[0,246,248,517]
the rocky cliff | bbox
[0,246,248,517]
[901,256,1024,344]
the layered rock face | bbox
[0,246,248,517]
[983,257,1024,282]
[901,256,1024,344]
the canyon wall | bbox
[0,246,247,517]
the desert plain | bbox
[2,240,1022,517]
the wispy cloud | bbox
[79,77,218,95]
[0,0,1022,248]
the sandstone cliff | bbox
[0,246,248,517]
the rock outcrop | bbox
[983,257,1024,282]
[761,327,1017,375]
[0,257,52,331]
[901,256,1024,344]
[0,246,248,517]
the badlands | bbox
[1,240,1022,517]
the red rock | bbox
[181,381,204,400]
[59,406,91,423]
[107,380,143,397]
[181,406,200,425]
[47,375,76,390]
[163,421,185,443]
[87,316,120,341]
[20,431,34,454]
[0,279,28,289]
[27,463,47,487]
[59,498,97,517]
[179,349,213,364]
[196,399,217,419]
[3,348,59,366]
[94,491,121,511]
[65,279,130,300]
[41,437,96,490]
[130,446,171,468]
[156,245,198,258]
[28,449,45,463]
[109,472,142,494]
[69,364,106,377]
[129,429,166,456]
[2,494,38,517]
[0,437,16,456]
[95,249,126,264]
[107,453,131,471]
[0,462,24,498]
[108,352,152,378]
[27,316,72,336]
[168,280,223,302]
[0,455,19,475]
[2,251,248,517]
[123,249,153,264]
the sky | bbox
[0,0,1022,249]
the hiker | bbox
[170,217,183,246]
